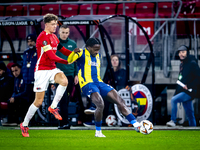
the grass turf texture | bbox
[0,129,200,150]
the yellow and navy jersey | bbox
[68,48,103,88]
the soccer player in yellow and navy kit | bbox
[68,38,141,137]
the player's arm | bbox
[57,43,72,56]
[43,44,69,64]
[68,49,83,63]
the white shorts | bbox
[33,68,63,92]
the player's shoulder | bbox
[37,31,48,41]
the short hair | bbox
[11,63,21,69]
[43,13,58,24]
[86,38,101,48]
[0,61,7,71]
[60,24,69,29]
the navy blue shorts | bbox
[82,82,114,97]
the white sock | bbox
[51,85,67,109]
[23,104,38,127]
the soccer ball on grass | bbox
[139,120,153,135]
[106,115,117,127]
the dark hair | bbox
[43,13,58,24]
[60,24,69,29]
[110,54,121,71]
[0,61,7,71]
[11,63,21,69]
[86,38,101,48]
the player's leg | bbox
[90,92,106,137]
[48,71,68,120]
[20,91,45,137]
[105,89,140,131]
[81,83,105,137]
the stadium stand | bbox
[79,4,98,15]
[117,3,136,17]
[5,5,24,16]
[41,4,59,16]
[0,6,4,16]
[97,3,117,15]
[134,2,155,18]
[61,4,79,17]
[158,2,173,18]
[23,5,42,16]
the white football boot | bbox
[95,130,106,137]
[133,122,141,132]
[166,120,176,127]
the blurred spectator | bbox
[7,63,29,124]
[56,24,85,129]
[21,34,37,105]
[0,61,14,122]
[166,45,200,127]
[104,54,126,91]
[6,62,15,73]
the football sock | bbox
[126,114,137,125]
[23,103,38,127]
[51,85,67,109]
[95,121,102,131]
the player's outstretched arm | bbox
[45,50,68,64]
[68,48,82,63]
[57,43,72,56]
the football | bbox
[139,120,153,135]
[106,115,117,127]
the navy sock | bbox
[126,114,136,124]
[95,121,102,131]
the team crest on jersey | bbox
[43,41,47,46]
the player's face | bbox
[111,56,119,67]
[45,20,58,34]
[0,69,5,77]
[59,27,70,40]
[27,39,36,48]
[11,66,21,78]
[88,44,101,57]
[179,50,187,60]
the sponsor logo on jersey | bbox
[88,60,99,66]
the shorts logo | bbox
[43,41,47,46]
[36,87,41,90]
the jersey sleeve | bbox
[45,50,68,64]
[57,43,72,56]
[68,49,83,63]
[39,35,68,64]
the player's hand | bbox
[74,48,81,53]
[183,85,188,90]
[74,75,79,85]
[9,97,15,103]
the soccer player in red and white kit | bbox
[20,13,80,137]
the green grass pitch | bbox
[0,129,200,150]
